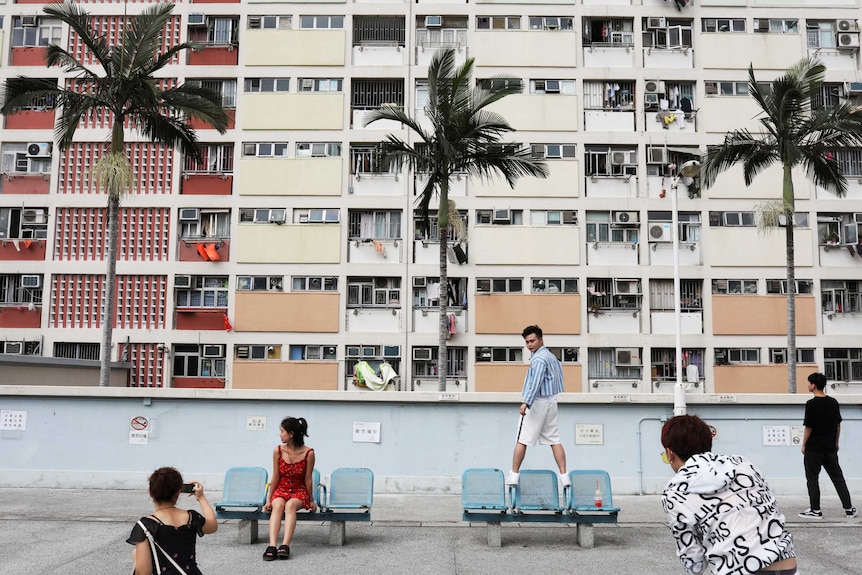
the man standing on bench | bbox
[507,325,570,489]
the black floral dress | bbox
[127,510,206,575]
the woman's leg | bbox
[281,498,304,546]
[269,498,286,546]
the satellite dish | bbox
[678,160,701,178]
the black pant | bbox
[804,450,853,510]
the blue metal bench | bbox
[215,466,372,546]
[461,467,619,548]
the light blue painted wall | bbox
[0,393,859,495]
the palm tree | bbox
[364,48,548,391]
[702,58,862,393]
[1,2,228,387]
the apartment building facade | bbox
[1,0,862,395]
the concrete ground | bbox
[0,488,858,575]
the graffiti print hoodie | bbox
[661,452,795,575]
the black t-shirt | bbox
[803,395,843,453]
[127,510,206,575]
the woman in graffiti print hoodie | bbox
[661,415,797,575]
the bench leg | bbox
[487,522,502,548]
[329,521,346,546]
[238,519,259,545]
[577,523,594,549]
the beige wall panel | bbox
[0,365,127,387]
[239,157,342,196]
[242,93,344,130]
[473,160,579,197]
[707,228,813,267]
[714,364,816,394]
[474,363,581,392]
[700,97,762,133]
[712,295,816,335]
[232,361,339,390]
[699,34,802,70]
[234,292,340,332]
[486,94,579,132]
[472,32,578,67]
[707,164,810,200]
[236,225,341,263]
[472,227,579,265]
[475,294,581,334]
[245,30,345,66]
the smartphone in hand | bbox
[181,483,195,494]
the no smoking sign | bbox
[131,416,149,431]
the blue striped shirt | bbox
[522,346,565,405]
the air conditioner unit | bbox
[644,93,660,108]
[616,348,641,365]
[269,277,283,290]
[175,275,192,288]
[21,274,41,288]
[4,342,23,354]
[179,208,200,221]
[269,209,286,224]
[647,147,667,164]
[21,15,38,27]
[202,344,225,358]
[838,32,860,49]
[27,142,51,157]
[644,80,664,94]
[611,151,636,165]
[425,15,442,27]
[188,13,206,26]
[235,345,250,359]
[413,347,433,361]
[301,78,314,91]
[544,80,561,93]
[838,19,859,32]
[383,345,400,358]
[413,277,427,288]
[854,213,862,224]
[614,279,640,294]
[492,209,511,222]
[647,17,666,30]
[248,16,261,29]
[649,223,672,242]
[309,277,322,289]
[847,82,862,95]
[563,348,578,362]
[22,209,46,224]
[243,143,257,156]
[614,211,639,224]
[346,346,361,358]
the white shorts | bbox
[516,399,560,446]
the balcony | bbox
[413,307,467,334]
[5,109,55,130]
[177,238,231,262]
[0,238,47,261]
[346,307,404,332]
[175,308,228,331]
[180,173,233,196]
[0,173,51,195]
[0,304,42,328]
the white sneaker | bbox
[505,471,520,486]
[559,473,571,488]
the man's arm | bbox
[801,426,811,454]
[521,357,547,408]
[836,423,840,452]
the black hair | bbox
[148,467,183,504]
[661,415,713,462]
[807,372,827,391]
[281,417,309,447]
[522,325,543,339]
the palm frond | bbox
[44,2,112,71]
[121,3,175,75]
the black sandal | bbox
[277,544,290,560]
[262,546,277,561]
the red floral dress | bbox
[271,448,313,509]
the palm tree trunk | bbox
[437,179,450,392]
[783,165,797,394]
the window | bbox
[248,15,291,29]
[530,210,577,225]
[583,81,635,111]
[836,149,862,177]
[353,16,405,46]
[188,17,238,45]
[651,348,705,382]
[528,17,574,31]
[1,143,52,175]
[583,18,634,45]
[647,212,701,243]
[824,348,862,381]
[296,143,342,157]
[475,209,524,225]
[179,209,230,239]
[476,278,522,293]
[530,144,576,159]
[585,147,637,177]
[705,81,749,96]
[811,83,843,111]
[822,280,862,313]
[184,144,233,174]
[348,210,401,239]
[239,208,286,224]
[531,278,578,293]
[345,345,401,383]
[352,79,404,109]
[0,207,48,240]
[754,19,799,33]
[12,16,61,47]
[547,347,579,363]
[287,345,337,360]
[54,342,98,360]
[189,79,236,108]
[585,212,639,244]
[476,16,521,30]
[769,348,815,364]
[587,348,642,379]
[175,276,229,308]
[235,344,282,360]
[719,348,760,363]
[237,276,284,291]
[712,279,757,295]
[292,276,338,291]
[299,78,343,93]
[347,277,401,307]
[173,344,225,378]
[701,18,746,33]
[244,78,290,93]
[766,279,813,295]
[242,142,288,157]
[412,346,466,378]
[351,145,400,175]
[806,21,835,49]
[475,347,523,362]
[415,16,468,49]
[649,279,702,310]
[709,211,756,226]
[295,208,340,223]
[529,80,575,95]
[476,78,523,92]
[642,18,693,49]
[0,274,43,305]
[413,277,467,307]
[300,15,344,29]
[586,278,642,311]
[413,211,467,242]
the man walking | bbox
[798,372,856,519]
[507,325,569,488]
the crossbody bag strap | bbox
[136,520,189,575]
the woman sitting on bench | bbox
[262,417,317,561]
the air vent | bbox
[21,274,41,288]
[413,277,427,288]
[175,275,192,288]
[179,208,200,221]
[4,342,23,354]
[202,344,225,358]
[188,13,206,26]
[413,347,433,361]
